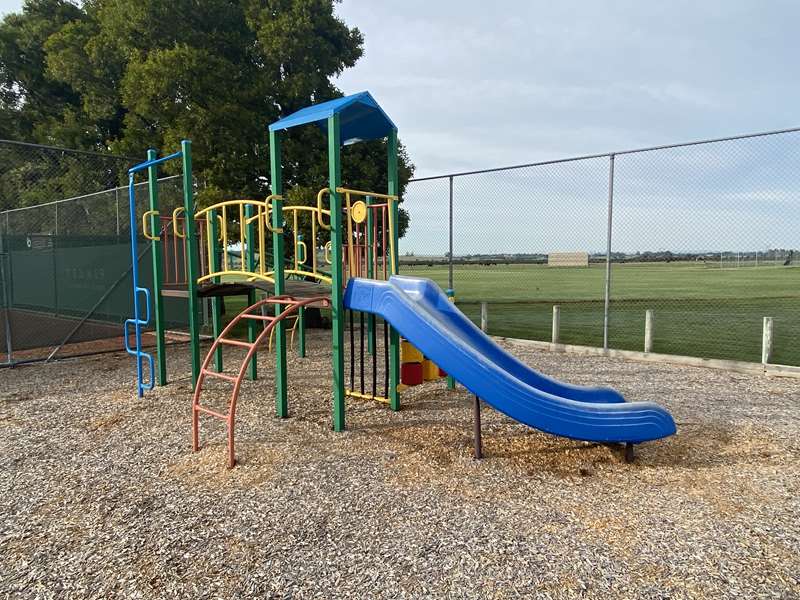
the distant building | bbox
[548,251,589,267]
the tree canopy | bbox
[0,0,413,236]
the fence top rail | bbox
[409,125,800,182]
[0,174,182,215]
[0,138,138,161]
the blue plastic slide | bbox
[344,276,676,443]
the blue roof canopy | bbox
[268,91,396,145]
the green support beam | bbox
[147,149,167,386]
[387,129,401,411]
[208,209,223,371]
[244,204,258,380]
[328,115,346,431]
[269,129,289,418]
[181,140,201,386]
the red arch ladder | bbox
[192,295,331,468]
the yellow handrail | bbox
[193,199,271,284]
[172,206,223,240]
[316,188,332,230]
[172,207,186,239]
[142,209,160,241]
[387,196,397,276]
[343,191,356,279]
[335,187,398,201]
[264,194,285,234]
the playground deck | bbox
[1,332,798,598]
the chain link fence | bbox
[0,140,191,365]
[402,128,800,367]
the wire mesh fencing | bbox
[402,128,800,367]
[0,140,192,365]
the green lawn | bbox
[404,262,800,366]
[216,262,800,366]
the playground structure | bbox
[125,91,676,468]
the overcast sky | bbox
[3,0,798,253]
[333,1,800,254]
[334,1,799,177]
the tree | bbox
[0,0,415,229]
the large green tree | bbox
[0,0,414,230]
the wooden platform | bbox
[161,280,331,300]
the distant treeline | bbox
[400,249,797,267]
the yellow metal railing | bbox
[335,187,398,281]
[177,196,333,286]
[279,204,332,284]
[160,188,394,289]
[193,198,275,285]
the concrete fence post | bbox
[480,302,488,333]
[644,310,654,353]
[762,317,773,364]
[552,305,561,344]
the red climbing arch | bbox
[192,295,331,468]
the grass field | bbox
[219,262,800,366]
[402,262,800,366]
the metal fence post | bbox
[1,253,13,365]
[448,175,454,292]
[644,309,654,353]
[552,305,561,344]
[115,187,120,237]
[762,317,773,364]
[52,203,59,318]
[603,154,615,351]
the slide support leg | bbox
[624,442,635,463]
[473,395,483,460]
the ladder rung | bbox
[217,338,253,349]
[241,314,275,322]
[195,405,229,420]
[202,370,238,383]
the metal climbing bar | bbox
[124,172,154,397]
[125,148,186,396]
[192,295,331,468]
[128,150,183,174]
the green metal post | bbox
[244,204,258,380]
[387,129,401,411]
[269,129,288,417]
[328,115,346,431]
[181,140,201,385]
[365,195,376,356]
[208,209,223,371]
[147,149,168,385]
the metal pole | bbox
[446,176,457,391]
[473,395,482,459]
[603,154,615,351]
[448,175,454,291]
[115,187,120,237]
[1,254,13,366]
[762,317,773,364]
[52,204,59,318]
[552,305,561,344]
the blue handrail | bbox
[128,150,183,174]
[125,149,183,397]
